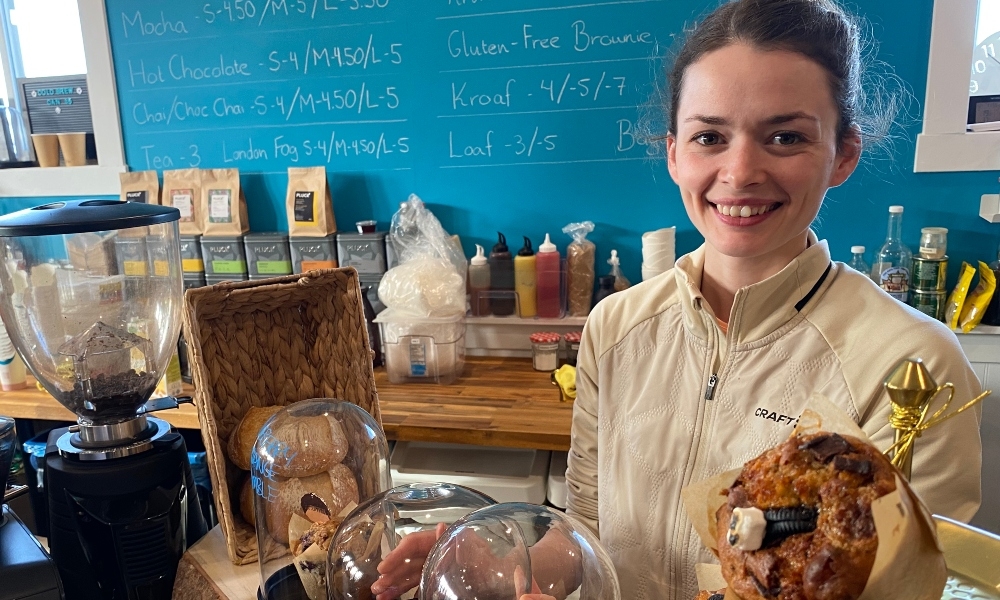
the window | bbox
[915,0,1000,171]
[0,0,124,196]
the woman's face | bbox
[667,44,861,261]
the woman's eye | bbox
[772,132,802,146]
[693,133,721,146]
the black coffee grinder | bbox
[0,200,207,600]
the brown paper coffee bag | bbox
[119,170,160,204]
[163,168,204,235]
[286,166,336,236]
[200,168,249,235]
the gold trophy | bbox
[883,358,990,479]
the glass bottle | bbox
[847,245,871,277]
[871,206,913,303]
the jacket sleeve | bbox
[565,316,601,536]
[859,326,983,522]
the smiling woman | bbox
[561,1,985,599]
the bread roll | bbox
[265,464,360,545]
[239,474,256,527]
[227,405,283,471]
[269,414,349,478]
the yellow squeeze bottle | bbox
[515,236,537,318]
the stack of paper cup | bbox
[642,227,676,281]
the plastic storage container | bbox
[326,483,496,600]
[180,235,204,273]
[245,232,293,279]
[200,235,247,276]
[337,232,387,276]
[420,503,621,600]
[252,400,392,600]
[390,441,549,504]
[290,235,338,274]
[374,312,465,384]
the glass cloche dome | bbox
[327,482,496,600]
[252,400,392,600]
[420,503,621,600]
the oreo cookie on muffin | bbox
[715,432,897,600]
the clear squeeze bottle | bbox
[468,244,491,316]
[489,232,516,316]
[871,205,912,303]
[514,236,537,318]
[847,246,871,277]
[536,233,562,318]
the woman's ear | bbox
[830,125,862,188]
[666,133,680,184]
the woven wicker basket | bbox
[181,269,380,565]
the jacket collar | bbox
[673,231,832,345]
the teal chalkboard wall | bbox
[96,0,999,285]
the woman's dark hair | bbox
[667,0,886,148]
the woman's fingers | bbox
[372,523,449,598]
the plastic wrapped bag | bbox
[389,194,466,276]
[959,261,996,332]
[607,249,631,292]
[378,195,467,318]
[563,221,596,317]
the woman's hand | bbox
[371,522,447,600]
[515,565,556,600]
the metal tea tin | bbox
[911,289,947,321]
[913,256,947,291]
[200,235,247,276]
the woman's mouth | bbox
[708,201,783,225]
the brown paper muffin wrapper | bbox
[683,393,947,600]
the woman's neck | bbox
[700,232,811,323]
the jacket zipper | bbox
[704,374,718,400]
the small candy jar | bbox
[563,331,582,366]
[252,400,392,600]
[326,482,495,600]
[420,503,621,600]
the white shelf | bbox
[0,164,124,197]
[982,195,1000,223]
[465,314,587,358]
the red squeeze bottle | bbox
[536,233,562,318]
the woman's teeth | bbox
[715,204,775,218]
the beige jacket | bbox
[565,236,983,600]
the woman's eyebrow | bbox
[683,112,820,126]
[765,112,819,125]
[684,114,729,125]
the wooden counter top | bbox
[0,357,572,451]
[376,356,573,451]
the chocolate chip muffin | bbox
[694,590,726,600]
[715,432,897,600]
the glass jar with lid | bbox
[252,399,392,600]
[327,482,495,600]
[420,503,621,600]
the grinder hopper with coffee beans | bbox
[682,359,992,600]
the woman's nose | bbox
[718,139,766,189]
